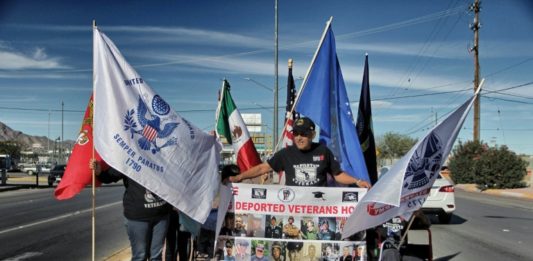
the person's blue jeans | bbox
[125,214,169,261]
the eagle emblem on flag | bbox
[403,132,443,190]
[124,96,179,154]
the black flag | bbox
[356,55,378,184]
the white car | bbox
[378,166,455,224]
[20,164,51,175]
[422,172,455,224]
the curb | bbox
[0,185,25,192]
[103,246,131,261]
[455,184,533,200]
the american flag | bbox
[280,59,298,149]
[277,59,298,184]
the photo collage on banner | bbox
[216,184,368,261]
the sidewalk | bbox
[0,175,48,192]
[455,183,533,200]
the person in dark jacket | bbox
[91,160,170,261]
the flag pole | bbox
[91,19,97,261]
[273,17,333,152]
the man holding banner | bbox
[230,117,370,189]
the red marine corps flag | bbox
[54,95,108,200]
[216,79,262,172]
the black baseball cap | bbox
[292,117,315,134]
[221,164,240,180]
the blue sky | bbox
[1,0,532,155]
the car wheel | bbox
[27,170,34,175]
[48,180,53,187]
[439,213,452,224]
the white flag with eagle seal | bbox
[342,92,478,238]
[93,27,221,223]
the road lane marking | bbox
[0,201,121,235]
[3,252,43,261]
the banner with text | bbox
[216,184,368,261]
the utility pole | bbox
[471,0,481,141]
[47,110,50,154]
[273,0,279,149]
[61,101,64,163]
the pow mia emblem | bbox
[278,187,295,202]
[403,132,443,190]
[124,96,179,154]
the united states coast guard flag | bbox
[93,27,221,223]
[295,18,369,183]
[342,90,480,238]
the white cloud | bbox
[136,53,276,76]
[11,24,271,49]
[113,26,271,49]
[341,64,469,91]
[0,96,39,103]
[370,100,393,109]
[32,47,48,60]
[337,40,470,59]
[374,114,422,122]
[0,47,66,70]
[0,71,85,79]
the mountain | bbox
[0,121,74,151]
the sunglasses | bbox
[292,130,312,137]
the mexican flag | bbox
[216,80,262,172]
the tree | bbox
[0,141,21,160]
[474,145,527,189]
[448,140,486,184]
[376,132,417,164]
[449,140,527,190]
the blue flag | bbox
[295,22,370,182]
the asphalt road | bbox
[0,185,127,261]
[431,190,533,261]
[1,184,533,260]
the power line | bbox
[484,58,533,78]
[485,91,533,100]
[482,95,533,105]
[374,88,470,101]
[0,106,83,113]
[391,0,467,97]
[483,81,533,95]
